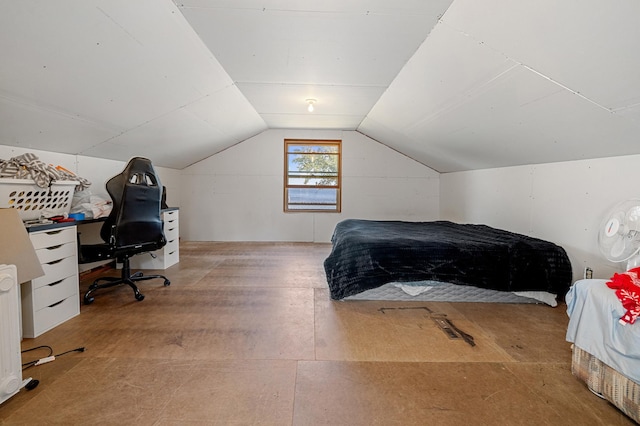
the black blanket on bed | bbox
[323,219,573,300]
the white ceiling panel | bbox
[180,0,451,14]
[178,5,444,85]
[0,1,232,128]
[362,23,517,132]
[398,65,640,172]
[2,0,640,172]
[0,1,261,169]
[615,103,640,124]
[177,0,453,136]
[441,0,640,110]
[183,86,267,141]
[262,114,363,130]
[237,83,385,116]
[82,91,267,169]
[361,14,640,172]
[358,116,450,169]
[0,92,119,153]
[82,109,227,168]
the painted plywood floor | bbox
[0,242,634,425]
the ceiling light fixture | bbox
[306,99,316,112]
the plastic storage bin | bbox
[0,178,78,221]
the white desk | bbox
[20,208,179,338]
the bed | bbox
[566,278,640,422]
[323,219,573,302]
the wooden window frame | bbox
[284,139,342,213]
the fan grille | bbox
[598,200,640,262]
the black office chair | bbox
[79,157,170,304]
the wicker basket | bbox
[0,178,78,221]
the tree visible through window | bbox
[284,139,341,212]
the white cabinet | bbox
[21,226,79,338]
[130,209,179,270]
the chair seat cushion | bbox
[79,243,115,264]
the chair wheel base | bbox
[82,259,169,303]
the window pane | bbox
[287,204,337,211]
[284,139,341,213]
[287,175,338,186]
[288,145,339,154]
[287,188,337,210]
[288,154,338,176]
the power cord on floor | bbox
[21,345,86,370]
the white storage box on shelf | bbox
[0,178,78,221]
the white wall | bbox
[440,154,640,281]
[180,129,439,242]
[6,140,638,282]
[0,145,181,207]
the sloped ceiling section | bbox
[176,0,453,131]
[1,1,640,172]
[0,1,266,169]
[360,0,640,172]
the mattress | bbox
[566,279,640,383]
[344,280,558,306]
[324,219,573,300]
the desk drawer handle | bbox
[168,251,176,255]
[45,230,64,235]
[48,299,65,308]
[46,244,63,251]
[46,259,63,266]
[47,279,64,287]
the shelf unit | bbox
[21,226,80,338]
[130,209,179,270]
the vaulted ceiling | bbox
[1,1,639,172]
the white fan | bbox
[598,199,640,270]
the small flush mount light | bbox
[306,99,316,112]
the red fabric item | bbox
[606,267,640,325]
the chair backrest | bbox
[100,157,166,253]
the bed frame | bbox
[566,278,640,423]
[572,345,639,423]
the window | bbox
[284,139,341,212]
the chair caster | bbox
[135,293,145,301]
[164,279,171,286]
[84,295,94,305]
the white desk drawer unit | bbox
[131,209,179,270]
[22,226,80,338]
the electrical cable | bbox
[21,345,85,370]
[54,347,85,357]
[21,345,53,369]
